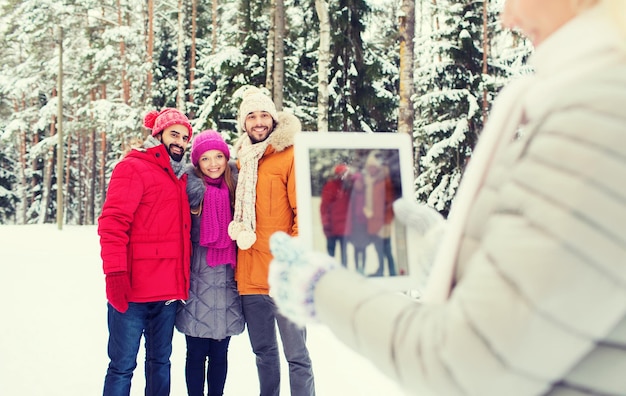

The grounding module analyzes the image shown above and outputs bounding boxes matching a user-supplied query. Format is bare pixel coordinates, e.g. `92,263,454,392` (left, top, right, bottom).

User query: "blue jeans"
242,295,315,396
184,335,231,396
103,301,178,396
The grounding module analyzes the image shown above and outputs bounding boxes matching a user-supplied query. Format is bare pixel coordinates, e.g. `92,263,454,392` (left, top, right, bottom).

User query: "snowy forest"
0,0,532,226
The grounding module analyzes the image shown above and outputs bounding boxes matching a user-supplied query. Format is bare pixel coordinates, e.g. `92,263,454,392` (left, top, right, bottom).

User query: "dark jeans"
353,246,367,274
185,335,231,396
372,236,396,276
103,301,178,396
242,295,315,396
326,235,347,266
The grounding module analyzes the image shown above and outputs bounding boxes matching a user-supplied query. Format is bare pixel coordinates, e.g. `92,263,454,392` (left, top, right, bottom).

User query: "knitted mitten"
392,198,444,236
105,272,131,313
268,232,337,327
392,197,446,290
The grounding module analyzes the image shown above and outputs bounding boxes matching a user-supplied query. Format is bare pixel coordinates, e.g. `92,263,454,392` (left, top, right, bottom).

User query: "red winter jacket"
98,144,191,303
320,178,351,236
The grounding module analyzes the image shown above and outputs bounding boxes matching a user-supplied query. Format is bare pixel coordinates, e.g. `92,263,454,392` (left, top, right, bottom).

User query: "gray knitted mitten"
269,231,337,327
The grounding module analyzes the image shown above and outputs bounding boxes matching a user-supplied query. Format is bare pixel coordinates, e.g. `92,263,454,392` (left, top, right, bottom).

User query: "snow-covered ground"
0,224,407,395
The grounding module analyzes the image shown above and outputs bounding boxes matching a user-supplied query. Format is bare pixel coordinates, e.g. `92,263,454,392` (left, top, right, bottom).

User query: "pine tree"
327,0,397,132
191,0,271,135
413,0,516,215
361,2,399,133
0,0,531,225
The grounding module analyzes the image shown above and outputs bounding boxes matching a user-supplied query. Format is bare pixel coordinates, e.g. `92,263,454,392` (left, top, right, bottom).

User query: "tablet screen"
294,132,417,290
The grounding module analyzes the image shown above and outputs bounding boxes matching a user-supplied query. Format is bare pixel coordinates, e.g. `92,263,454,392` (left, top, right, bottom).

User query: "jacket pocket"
132,241,179,259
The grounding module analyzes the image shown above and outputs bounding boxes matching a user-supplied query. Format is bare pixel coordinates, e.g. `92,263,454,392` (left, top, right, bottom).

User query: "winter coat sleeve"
98,159,145,274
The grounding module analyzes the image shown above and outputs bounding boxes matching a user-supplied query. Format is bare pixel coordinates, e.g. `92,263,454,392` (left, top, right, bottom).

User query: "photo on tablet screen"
294,132,417,290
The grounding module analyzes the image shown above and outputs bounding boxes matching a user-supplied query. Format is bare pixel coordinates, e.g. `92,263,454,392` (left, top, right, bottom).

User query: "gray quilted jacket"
176,164,245,339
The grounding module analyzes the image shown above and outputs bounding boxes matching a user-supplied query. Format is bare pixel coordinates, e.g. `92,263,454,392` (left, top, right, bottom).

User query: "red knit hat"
143,108,193,139
334,164,349,175
191,130,230,166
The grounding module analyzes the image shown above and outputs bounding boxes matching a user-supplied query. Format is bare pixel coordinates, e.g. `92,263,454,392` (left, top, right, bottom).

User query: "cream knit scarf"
363,167,385,220
228,136,269,249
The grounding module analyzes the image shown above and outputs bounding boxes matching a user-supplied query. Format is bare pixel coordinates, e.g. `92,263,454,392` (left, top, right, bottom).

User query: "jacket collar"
127,143,186,179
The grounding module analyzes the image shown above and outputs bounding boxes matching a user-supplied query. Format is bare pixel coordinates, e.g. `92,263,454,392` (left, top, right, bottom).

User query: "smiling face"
159,124,190,162
501,0,591,46
197,149,228,179
244,111,275,144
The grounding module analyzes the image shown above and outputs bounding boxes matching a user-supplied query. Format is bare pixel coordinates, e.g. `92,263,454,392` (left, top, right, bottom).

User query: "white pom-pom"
236,230,257,250
228,221,244,240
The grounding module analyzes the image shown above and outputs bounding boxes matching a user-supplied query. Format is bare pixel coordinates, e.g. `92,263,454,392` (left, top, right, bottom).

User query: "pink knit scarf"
200,175,236,267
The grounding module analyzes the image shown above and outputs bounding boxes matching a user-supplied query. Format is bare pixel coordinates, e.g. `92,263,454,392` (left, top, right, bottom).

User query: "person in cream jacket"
268,0,626,395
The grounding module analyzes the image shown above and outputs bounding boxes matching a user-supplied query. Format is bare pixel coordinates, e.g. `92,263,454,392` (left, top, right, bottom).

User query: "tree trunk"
99,84,108,216
146,0,154,95
211,0,218,54
176,0,186,110
77,132,85,225
30,109,39,212
117,0,130,104
315,0,330,132
188,0,197,113
87,87,98,224
66,129,74,222
432,0,441,62
57,28,64,228
265,0,276,92
481,0,489,124
398,0,415,136
272,0,284,110
414,0,431,174
38,151,54,224
39,95,57,224
16,99,27,224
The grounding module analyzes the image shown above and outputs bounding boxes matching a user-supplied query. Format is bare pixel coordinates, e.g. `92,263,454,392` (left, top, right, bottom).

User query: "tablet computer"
294,132,417,290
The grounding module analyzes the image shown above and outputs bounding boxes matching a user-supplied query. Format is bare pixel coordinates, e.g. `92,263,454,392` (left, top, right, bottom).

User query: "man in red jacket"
319,164,352,266
98,108,192,396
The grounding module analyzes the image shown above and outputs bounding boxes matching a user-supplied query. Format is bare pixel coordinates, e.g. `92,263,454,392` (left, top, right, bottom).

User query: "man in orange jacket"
228,87,315,396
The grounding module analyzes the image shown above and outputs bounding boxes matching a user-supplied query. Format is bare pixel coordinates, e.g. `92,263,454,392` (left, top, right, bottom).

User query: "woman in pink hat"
175,130,244,396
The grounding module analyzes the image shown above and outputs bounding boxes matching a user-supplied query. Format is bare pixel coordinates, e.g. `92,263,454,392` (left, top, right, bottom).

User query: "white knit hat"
237,87,279,133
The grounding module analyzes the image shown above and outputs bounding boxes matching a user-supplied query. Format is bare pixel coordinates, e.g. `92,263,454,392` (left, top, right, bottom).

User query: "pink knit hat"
191,130,230,166
143,108,193,139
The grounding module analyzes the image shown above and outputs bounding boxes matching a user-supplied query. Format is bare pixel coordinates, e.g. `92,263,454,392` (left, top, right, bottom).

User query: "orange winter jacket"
234,112,301,295
365,174,395,236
